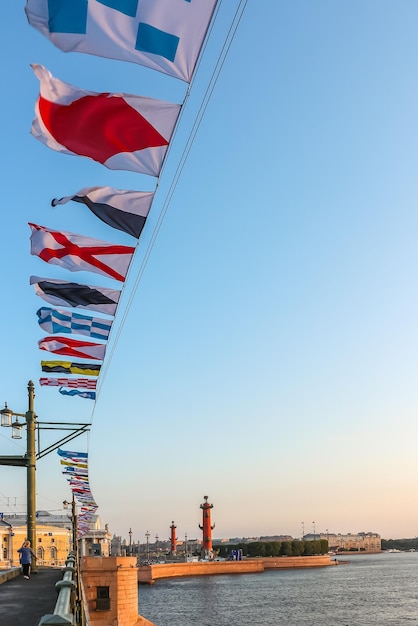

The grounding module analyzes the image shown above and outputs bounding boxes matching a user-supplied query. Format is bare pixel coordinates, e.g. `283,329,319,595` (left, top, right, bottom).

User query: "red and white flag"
40,378,97,389
31,64,181,176
29,223,135,282
38,336,106,360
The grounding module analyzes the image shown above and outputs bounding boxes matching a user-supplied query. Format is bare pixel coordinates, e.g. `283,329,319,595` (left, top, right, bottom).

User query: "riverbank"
138,554,336,584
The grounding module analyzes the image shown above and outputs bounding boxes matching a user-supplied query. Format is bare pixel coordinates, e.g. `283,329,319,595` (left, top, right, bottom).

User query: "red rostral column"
199,495,215,560
170,521,177,556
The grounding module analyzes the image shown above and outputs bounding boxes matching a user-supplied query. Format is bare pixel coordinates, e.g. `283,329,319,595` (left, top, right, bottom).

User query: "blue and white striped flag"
58,449,88,460
37,307,112,341
59,388,96,400
25,0,218,83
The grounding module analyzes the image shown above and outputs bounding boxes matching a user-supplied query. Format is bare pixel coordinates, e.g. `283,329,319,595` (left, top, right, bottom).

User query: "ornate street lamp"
0,403,12,427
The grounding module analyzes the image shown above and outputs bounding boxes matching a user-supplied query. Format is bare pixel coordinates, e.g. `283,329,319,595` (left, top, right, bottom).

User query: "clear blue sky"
1,1,418,543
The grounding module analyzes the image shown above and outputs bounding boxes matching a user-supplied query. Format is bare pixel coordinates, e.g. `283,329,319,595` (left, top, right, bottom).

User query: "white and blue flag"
25,0,218,82
37,307,112,341
59,388,96,400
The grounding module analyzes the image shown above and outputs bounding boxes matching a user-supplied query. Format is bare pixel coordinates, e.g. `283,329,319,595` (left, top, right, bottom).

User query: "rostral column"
199,495,215,560
170,521,177,556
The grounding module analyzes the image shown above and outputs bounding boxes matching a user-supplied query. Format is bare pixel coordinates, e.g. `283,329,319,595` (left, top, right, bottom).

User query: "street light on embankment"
0,380,90,569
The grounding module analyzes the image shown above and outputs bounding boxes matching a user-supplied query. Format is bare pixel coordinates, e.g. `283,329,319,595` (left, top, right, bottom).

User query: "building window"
51,538,55,543
37,547,44,562
3,548,7,560
96,586,110,611
38,538,42,543
50,547,57,560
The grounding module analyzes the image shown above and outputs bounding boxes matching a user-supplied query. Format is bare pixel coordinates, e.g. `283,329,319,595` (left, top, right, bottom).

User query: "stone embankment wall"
260,555,335,569
138,560,264,584
82,556,155,626
138,555,335,584
0,567,20,585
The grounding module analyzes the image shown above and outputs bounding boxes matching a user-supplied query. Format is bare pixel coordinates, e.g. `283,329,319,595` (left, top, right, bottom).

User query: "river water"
137,552,418,625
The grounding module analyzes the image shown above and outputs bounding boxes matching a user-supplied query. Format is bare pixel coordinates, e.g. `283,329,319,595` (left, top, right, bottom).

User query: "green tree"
320,539,329,554
280,541,292,556
246,542,265,557
265,541,281,556
291,540,304,556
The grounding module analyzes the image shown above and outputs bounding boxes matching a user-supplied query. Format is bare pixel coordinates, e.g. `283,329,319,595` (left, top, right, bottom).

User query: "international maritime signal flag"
30,65,180,176
25,0,218,83
38,336,106,361
41,361,102,376
31,276,121,316
37,307,112,340
29,223,135,283
40,378,97,389
59,389,96,400
52,186,154,239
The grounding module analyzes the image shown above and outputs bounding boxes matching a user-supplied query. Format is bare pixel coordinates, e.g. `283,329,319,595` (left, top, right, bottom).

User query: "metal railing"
38,551,87,626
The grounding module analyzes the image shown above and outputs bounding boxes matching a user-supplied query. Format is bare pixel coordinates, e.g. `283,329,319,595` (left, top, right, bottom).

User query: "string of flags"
24,0,220,531
58,449,98,537
26,2,218,399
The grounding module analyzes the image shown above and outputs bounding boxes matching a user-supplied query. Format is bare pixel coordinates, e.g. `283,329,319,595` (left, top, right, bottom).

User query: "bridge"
0,553,155,626
0,566,74,626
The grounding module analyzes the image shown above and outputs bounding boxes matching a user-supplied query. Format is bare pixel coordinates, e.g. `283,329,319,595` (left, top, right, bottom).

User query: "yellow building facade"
0,521,71,568
326,531,381,552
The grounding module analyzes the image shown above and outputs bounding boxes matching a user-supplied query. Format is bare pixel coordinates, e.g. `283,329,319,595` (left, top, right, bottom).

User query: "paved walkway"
0,567,63,626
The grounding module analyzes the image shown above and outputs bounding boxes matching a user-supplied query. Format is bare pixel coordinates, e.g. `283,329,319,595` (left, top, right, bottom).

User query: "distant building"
111,535,123,556
0,510,112,567
170,538,202,556
303,531,381,552
0,518,71,568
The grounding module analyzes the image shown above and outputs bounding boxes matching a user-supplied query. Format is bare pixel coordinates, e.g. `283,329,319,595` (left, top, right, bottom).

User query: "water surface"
138,552,418,625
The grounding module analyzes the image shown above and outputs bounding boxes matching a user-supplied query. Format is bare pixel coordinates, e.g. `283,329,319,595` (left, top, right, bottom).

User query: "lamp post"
0,381,37,558
145,530,150,563
312,521,316,541
63,495,83,626
0,380,90,571
129,528,132,556
301,521,305,540
63,495,78,556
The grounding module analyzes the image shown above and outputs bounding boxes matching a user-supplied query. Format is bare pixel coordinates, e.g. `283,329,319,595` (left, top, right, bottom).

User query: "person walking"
17,540,36,579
